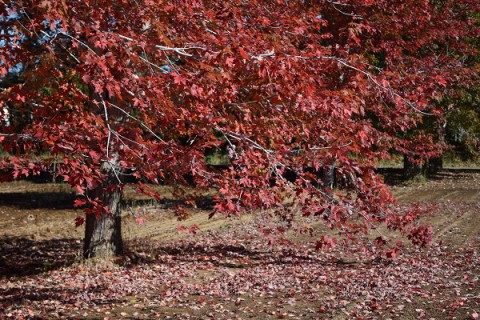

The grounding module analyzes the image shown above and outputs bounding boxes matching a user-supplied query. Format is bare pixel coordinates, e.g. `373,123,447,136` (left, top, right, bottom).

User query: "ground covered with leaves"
0,172,479,319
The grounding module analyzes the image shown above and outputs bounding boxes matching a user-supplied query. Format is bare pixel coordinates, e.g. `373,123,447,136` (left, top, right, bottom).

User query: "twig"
224,131,274,155
323,56,433,115
108,102,167,144
310,141,353,150
287,54,433,116
59,32,99,56
101,99,112,159
327,0,363,18
118,34,205,57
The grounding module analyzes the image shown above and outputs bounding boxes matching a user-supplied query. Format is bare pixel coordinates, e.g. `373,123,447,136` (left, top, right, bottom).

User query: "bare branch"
223,130,274,155
59,32,99,56
117,34,206,57
309,140,353,151
286,54,433,116
327,0,363,18
252,49,275,61
108,102,167,144
0,133,35,140
323,56,433,116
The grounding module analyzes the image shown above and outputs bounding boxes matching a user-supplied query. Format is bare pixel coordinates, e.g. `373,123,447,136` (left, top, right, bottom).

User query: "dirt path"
391,172,480,247
392,171,480,202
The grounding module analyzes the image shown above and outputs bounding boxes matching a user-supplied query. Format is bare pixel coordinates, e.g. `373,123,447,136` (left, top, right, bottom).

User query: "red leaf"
226,57,235,67
172,73,187,85
75,216,85,227
385,248,399,259
238,47,249,60
74,199,87,207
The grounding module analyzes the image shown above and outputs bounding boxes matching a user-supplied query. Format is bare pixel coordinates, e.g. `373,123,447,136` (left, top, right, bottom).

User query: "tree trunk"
320,165,336,190
427,122,445,176
83,157,124,259
403,155,425,180
83,83,125,259
427,156,443,175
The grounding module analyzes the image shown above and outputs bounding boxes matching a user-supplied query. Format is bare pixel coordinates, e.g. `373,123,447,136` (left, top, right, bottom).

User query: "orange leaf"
238,47,249,60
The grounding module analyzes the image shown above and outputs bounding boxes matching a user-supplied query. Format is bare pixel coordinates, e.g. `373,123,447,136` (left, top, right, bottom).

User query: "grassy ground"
0,171,479,319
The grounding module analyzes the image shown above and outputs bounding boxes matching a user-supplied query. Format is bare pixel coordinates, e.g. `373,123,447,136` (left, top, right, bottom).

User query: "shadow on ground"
378,168,480,186
0,190,215,210
0,237,81,278
0,192,77,209
124,239,357,270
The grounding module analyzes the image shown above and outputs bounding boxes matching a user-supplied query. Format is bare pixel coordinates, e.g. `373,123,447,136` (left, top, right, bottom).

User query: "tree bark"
403,154,425,180
83,82,125,259
427,156,443,175
83,157,124,259
427,122,446,175
320,165,336,190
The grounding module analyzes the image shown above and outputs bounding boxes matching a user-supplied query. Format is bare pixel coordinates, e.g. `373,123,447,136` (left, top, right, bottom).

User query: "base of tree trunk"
83,187,123,259
403,155,426,181
320,165,336,189
84,213,123,259
427,156,444,175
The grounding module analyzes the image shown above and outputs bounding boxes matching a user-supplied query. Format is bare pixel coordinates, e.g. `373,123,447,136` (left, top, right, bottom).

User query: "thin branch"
287,54,433,116
113,131,146,149
309,140,353,151
141,47,155,74
327,0,363,18
58,42,81,64
155,45,203,57
163,51,181,74
59,32,99,56
108,102,167,144
18,9,41,39
252,49,275,61
99,99,123,184
118,34,205,57
137,55,161,70
222,132,239,160
0,133,35,140
101,99,112,159
323,56,433,116
224,131,274,155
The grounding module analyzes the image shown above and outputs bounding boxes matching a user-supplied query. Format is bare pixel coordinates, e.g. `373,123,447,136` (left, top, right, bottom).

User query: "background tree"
443,12,480,166
444,87,480,160
1,0,478,258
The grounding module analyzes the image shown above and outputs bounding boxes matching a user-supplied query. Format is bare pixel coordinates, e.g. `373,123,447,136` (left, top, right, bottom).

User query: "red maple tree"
1,0,478,258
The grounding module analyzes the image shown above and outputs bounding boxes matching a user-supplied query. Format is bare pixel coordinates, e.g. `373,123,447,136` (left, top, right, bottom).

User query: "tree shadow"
125,196,215,210
0,237,81,278
0,190,215,210
125,240,357,270
0,192,77,209
378,167,480,186
377,168,407,186
0,284,118,316
124,240,261,266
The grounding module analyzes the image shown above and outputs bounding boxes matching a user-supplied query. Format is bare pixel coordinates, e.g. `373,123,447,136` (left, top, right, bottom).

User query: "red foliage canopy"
0,0,478,246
